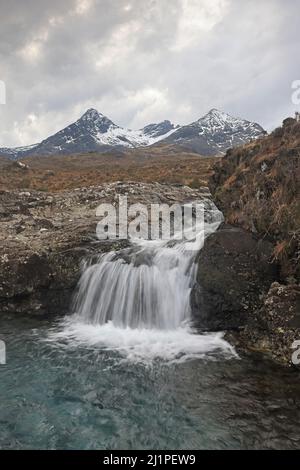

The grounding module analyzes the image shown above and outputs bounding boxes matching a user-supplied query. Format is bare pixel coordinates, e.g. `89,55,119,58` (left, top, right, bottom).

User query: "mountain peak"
208,108,222,114
163,108,266,155
81,108,104,121
202,108,233,122
78,108,117,135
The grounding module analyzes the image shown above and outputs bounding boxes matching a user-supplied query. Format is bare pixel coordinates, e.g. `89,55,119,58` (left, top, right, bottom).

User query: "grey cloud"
0,0,299,146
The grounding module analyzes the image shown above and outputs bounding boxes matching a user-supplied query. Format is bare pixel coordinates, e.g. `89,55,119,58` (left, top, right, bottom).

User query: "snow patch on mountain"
163,108,266,154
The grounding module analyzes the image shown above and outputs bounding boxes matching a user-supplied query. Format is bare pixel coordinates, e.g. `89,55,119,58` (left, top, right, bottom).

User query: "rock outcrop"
191,224,277,330
234,282,300,364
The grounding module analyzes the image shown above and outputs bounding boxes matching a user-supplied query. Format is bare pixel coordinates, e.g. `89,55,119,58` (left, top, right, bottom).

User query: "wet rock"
233,283,300,365
191,224,277,330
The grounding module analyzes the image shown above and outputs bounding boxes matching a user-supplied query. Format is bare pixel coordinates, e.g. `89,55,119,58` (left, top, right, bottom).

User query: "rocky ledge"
0,182,207,316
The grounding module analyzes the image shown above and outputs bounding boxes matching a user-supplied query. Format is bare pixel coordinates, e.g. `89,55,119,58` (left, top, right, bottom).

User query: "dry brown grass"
0,146,219,192
210,118,300,279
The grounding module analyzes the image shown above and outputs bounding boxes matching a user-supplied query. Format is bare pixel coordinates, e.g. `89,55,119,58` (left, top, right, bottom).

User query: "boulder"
191,224,277,330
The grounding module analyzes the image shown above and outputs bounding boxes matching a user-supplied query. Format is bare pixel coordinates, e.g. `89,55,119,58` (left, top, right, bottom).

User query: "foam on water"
47,320,237,364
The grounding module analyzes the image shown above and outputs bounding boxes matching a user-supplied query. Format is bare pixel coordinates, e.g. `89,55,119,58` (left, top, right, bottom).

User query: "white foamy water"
48,201,237,363
47,320,237,364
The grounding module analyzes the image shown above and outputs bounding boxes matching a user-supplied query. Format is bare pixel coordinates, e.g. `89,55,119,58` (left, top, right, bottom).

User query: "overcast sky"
0,0,299,147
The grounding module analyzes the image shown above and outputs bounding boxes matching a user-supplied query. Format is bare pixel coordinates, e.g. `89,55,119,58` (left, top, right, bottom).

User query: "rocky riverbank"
192,117,300,365
0,182,207,316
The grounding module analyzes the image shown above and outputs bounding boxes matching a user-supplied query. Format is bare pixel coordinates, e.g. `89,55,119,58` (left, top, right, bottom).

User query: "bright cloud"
173,0,229,51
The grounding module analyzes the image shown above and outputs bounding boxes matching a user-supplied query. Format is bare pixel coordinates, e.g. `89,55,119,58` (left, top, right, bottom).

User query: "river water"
0,313,300,450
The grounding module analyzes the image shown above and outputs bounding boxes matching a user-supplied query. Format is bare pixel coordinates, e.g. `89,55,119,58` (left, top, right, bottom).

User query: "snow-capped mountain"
0,108,265,159
0,109,178,159
161,108,266,155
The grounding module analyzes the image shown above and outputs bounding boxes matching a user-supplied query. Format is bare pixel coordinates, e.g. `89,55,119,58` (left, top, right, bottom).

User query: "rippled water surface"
1,314,300,450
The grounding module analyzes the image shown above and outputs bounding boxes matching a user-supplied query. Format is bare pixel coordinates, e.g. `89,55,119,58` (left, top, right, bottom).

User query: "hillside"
210,116,300,280
204,116,300,364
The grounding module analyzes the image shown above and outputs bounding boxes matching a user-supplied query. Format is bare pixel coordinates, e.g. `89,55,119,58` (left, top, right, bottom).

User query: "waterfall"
48,200,236,363
72,201,223,330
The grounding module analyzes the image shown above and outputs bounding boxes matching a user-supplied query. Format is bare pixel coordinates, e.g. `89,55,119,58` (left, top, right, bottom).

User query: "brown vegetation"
210,117,300,280
0,145,218,192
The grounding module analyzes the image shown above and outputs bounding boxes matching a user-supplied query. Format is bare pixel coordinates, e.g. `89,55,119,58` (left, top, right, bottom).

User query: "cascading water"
72,200,221,329
49,200,236,362
72,247,192,330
